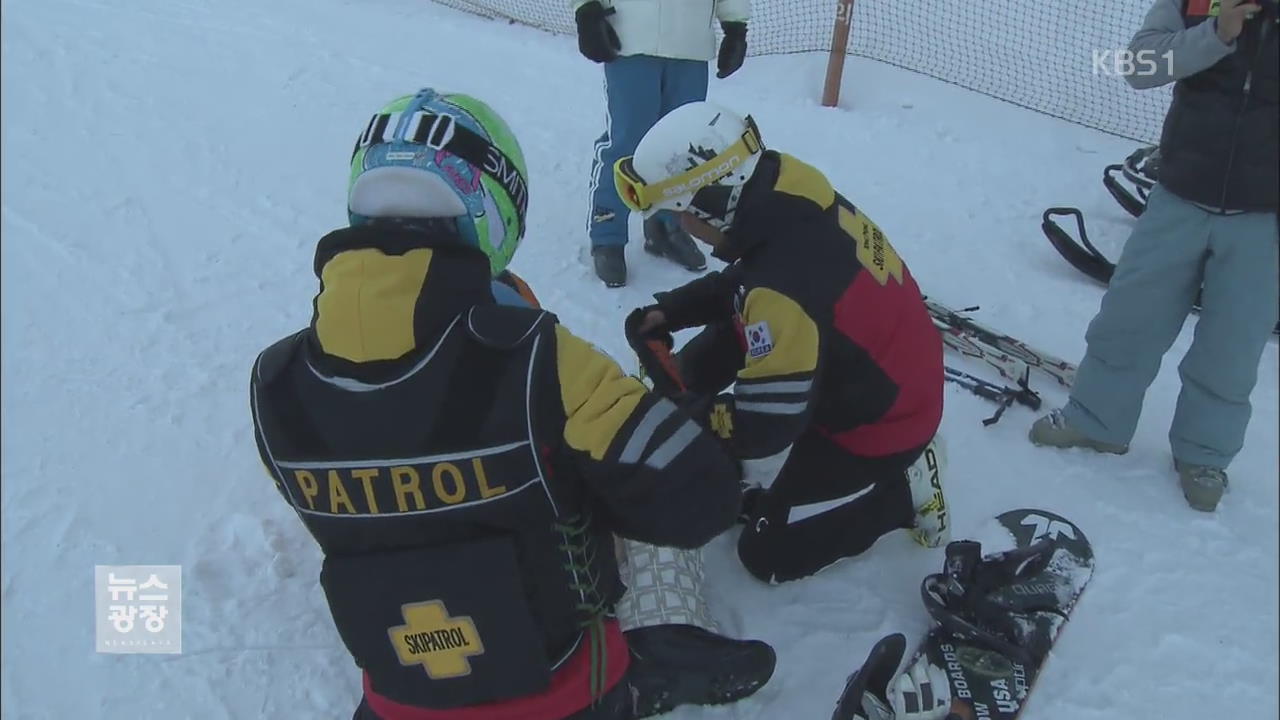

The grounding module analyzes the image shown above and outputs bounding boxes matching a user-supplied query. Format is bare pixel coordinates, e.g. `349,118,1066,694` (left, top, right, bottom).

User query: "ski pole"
944,366,1042,426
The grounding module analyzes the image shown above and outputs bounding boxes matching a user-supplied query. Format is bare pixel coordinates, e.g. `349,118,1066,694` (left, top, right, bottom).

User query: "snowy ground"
2,0,1276,718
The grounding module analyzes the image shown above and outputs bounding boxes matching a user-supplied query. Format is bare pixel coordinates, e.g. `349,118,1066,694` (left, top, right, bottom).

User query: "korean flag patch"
745,321,774,359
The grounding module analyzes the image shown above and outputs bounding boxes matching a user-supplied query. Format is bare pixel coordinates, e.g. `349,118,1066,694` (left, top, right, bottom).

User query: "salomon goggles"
613,116,763,216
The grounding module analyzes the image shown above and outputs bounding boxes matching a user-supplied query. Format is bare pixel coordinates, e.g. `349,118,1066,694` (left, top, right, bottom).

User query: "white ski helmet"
614,101,764,231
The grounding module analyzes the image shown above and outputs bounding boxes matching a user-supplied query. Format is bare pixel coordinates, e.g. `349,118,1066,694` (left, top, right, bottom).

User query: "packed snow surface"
2,0,1276,717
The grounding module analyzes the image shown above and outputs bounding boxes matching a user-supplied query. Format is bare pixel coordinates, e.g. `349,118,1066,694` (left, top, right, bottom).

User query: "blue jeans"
587,55,709,248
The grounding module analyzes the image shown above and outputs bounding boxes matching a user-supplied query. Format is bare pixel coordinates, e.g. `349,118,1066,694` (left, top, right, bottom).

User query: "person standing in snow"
572,0,749,287
248,88,775,720
1029,0,1278,512
616,100,951,584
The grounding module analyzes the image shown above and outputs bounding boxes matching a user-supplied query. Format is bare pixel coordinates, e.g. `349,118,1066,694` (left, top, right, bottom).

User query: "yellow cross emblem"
710,402,734,440
388,600,484,679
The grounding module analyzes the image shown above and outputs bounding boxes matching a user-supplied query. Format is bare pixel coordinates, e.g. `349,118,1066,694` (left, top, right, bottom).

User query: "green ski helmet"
348,88,529,276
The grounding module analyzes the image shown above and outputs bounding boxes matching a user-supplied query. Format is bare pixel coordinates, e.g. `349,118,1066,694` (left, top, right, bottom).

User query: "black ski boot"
831,633,951,720
831,633,905,720
592,245,626,287
643,217,706,272
624,624,776,718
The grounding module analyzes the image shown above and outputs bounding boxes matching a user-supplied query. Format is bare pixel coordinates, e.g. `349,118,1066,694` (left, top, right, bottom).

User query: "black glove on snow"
575,1,620,63
717,22,747,78
624,307,686,398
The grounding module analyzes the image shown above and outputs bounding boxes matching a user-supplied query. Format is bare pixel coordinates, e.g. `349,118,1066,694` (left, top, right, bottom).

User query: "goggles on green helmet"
350,104,528,237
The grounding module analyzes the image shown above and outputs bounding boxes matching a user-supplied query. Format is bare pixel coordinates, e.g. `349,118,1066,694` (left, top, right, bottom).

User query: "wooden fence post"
821,0,856,107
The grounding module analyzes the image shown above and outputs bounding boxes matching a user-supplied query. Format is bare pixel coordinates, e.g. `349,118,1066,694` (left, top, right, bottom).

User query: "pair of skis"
928,299,1077,425
927,300,1076,391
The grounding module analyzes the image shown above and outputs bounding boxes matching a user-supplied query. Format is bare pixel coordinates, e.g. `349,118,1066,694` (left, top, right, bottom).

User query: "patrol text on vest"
274,442,537,516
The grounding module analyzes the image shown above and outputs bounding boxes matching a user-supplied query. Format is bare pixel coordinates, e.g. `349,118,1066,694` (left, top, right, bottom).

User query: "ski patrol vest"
1159,2,1278,211
251,304,621,709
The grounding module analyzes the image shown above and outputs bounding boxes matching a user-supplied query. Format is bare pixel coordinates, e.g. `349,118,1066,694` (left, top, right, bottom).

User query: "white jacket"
571,0,749,62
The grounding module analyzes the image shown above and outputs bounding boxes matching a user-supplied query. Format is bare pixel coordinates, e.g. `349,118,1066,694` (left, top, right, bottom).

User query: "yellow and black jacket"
249,223,741,717
656,152,944,468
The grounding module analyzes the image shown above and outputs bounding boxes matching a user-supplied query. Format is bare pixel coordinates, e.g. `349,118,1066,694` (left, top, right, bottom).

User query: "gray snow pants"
1063,184,1278,469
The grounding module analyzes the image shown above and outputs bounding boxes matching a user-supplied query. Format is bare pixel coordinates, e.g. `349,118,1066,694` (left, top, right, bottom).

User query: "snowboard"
834,508,1094,720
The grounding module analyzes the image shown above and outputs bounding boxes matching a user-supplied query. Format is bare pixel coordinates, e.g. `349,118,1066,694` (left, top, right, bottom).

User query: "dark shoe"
643,217,706,271
834,633,952,720
592,245,626,287
624,624,775,718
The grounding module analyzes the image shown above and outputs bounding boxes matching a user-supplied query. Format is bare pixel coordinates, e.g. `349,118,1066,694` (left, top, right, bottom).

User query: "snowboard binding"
832,633,951,720
920,539,1064,668
1102,145,1159,218
1041,143,1159,286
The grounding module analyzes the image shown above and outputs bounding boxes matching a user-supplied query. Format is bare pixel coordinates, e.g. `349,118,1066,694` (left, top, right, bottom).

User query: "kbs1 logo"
1092,49,1174,76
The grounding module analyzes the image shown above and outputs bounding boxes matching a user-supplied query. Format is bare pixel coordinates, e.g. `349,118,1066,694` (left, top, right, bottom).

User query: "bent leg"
737,431,916,584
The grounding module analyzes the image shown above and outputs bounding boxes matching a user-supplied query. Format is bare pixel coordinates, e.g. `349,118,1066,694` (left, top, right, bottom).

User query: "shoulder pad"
253,331,305,386
464,304,556,350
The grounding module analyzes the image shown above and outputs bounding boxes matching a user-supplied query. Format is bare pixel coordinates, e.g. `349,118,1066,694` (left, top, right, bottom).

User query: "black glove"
575,1,620,64
624,307,685,397
716,22,747,79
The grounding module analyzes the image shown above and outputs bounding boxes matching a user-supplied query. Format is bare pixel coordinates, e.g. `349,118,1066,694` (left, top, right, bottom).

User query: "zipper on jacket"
1216,19,1270,211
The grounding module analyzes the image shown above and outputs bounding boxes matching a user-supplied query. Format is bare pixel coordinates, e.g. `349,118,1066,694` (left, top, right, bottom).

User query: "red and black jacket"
655,151,944,464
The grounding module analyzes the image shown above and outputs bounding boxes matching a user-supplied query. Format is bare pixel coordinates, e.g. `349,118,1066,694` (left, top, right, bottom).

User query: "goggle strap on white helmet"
614,115,764,214
352,111,528,234
689,183,746,231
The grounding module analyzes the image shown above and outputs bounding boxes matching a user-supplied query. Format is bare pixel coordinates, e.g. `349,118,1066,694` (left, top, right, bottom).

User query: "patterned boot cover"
614,539,719,633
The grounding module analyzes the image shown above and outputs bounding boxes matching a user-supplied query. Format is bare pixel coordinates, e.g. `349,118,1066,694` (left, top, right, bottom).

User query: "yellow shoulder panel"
772,154,836,210
554,325,646,460
738,287,820,381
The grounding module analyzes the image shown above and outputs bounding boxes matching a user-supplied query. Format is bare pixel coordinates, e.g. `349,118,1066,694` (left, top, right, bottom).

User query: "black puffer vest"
1158,6,1278,211
250,227,621,710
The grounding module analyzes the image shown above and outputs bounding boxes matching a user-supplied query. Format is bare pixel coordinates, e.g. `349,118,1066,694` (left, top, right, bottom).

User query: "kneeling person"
249,88,773,720
617,101,950,584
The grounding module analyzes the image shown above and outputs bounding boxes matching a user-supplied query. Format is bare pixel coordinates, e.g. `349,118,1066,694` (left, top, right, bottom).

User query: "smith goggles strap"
352,111,528,232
